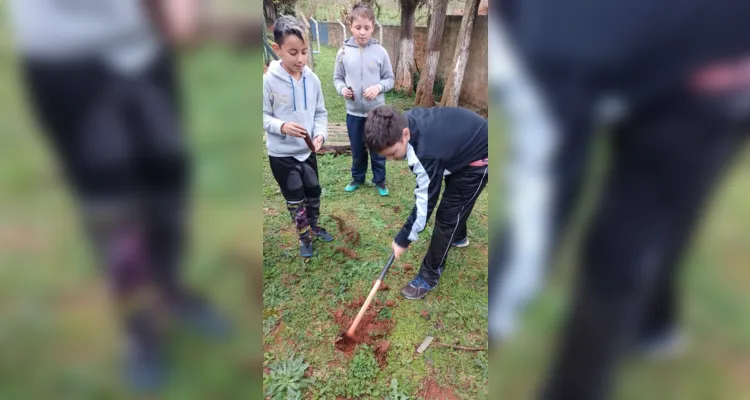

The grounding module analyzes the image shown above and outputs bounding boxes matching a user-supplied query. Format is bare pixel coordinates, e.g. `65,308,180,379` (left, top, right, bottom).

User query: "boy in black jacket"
364,105,489,299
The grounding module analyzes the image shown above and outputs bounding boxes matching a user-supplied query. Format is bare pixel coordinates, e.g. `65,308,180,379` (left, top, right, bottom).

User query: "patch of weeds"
345,345,381,399
263,352,274,368
263,315,279,336
334,263,358,288
313,368,347,400
263,353,313,400
474,351,488,381
378,306,393,321
334,261,378,295
385,378,410,400
264,282,290,309
370,215,387,230
445,300,481,332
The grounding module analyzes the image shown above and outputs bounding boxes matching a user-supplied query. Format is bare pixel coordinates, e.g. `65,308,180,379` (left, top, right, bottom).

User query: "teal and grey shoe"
345,180,361,192
375,182,389,196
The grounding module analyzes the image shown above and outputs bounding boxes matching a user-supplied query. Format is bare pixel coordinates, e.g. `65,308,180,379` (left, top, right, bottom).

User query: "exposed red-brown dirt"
374,340,391,366
420,379,460,400
385,300,395,307
378,282,390,291
331,215,361,246
334,247,358,260
333,297,394,364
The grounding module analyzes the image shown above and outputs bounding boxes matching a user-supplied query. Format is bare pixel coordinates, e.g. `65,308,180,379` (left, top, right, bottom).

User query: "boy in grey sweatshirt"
334,3,395,196
263,16,334,257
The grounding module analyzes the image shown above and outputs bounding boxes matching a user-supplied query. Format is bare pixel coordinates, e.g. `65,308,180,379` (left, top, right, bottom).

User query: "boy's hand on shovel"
391,241,407,260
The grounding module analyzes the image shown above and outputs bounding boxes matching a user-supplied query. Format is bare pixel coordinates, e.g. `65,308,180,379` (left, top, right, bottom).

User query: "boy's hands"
281,122,307,138
341,87,354,99
391,241,407,260
364,85,382,100
313,136,324,151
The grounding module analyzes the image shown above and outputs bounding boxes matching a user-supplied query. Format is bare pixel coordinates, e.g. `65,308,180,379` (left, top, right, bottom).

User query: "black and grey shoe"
311,226,334,242
299,237,314,257
124,333,166,394
400,275,436,300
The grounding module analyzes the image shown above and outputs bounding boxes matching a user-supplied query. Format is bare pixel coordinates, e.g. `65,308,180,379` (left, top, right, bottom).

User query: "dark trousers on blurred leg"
22,52,190,344
539,89,747,400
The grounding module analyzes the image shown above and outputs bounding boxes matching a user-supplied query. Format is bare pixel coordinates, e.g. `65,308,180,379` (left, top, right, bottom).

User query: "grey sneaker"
633,328,687,360
311,226,334,242
400,275,436,300
452,237,470,248
299,236,313,257
125,338,165,394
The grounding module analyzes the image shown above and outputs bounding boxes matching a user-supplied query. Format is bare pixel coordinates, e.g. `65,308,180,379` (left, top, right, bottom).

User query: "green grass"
263,40,488,399
0,36,262,400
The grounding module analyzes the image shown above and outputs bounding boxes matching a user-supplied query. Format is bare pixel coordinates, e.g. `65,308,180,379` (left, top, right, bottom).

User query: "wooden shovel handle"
347,279,381,337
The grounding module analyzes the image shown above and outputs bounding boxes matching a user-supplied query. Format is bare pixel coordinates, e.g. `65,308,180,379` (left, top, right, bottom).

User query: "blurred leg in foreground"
11,0,226,393
487,15,558,343
539,62,750,399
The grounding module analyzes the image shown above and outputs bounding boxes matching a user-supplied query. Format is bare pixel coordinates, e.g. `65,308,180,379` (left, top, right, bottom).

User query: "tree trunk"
295,8,315,69
263,0,277,24
414,0,448,106
440,0,480,107
395,0,418,95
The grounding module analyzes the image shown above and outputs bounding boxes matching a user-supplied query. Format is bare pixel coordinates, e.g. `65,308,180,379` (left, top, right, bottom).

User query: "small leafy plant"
345,345,380,398
264,353,312,400
385,378,410,400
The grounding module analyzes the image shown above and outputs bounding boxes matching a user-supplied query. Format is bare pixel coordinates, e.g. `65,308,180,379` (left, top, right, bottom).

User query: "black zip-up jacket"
394,107,488,248
497,0,750,106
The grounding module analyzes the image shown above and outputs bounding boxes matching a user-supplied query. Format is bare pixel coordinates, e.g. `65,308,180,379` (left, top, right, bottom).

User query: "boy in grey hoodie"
334,3,395,196
264,16,334,257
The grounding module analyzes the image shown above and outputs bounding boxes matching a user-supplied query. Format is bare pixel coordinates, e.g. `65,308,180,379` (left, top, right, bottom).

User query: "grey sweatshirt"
333,37,395,117
7,0,160,74
263,60,328,161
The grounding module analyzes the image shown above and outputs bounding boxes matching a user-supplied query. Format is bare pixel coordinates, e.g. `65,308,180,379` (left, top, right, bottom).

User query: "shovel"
336,251,396,344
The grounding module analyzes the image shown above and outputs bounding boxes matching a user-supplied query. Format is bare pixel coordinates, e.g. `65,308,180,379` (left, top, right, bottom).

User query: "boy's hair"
365,106,408,152
273,15,306,46
349,3,376,24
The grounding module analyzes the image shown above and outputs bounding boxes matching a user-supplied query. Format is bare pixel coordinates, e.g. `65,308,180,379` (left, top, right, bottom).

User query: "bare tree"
263,0,277,24
294,2,317,69
440,0,479,106
394,0,424,95
414,0,448,106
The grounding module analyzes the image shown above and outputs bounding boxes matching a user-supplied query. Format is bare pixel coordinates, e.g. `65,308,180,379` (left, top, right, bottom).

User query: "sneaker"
125,339,166,394
345,180,361,192
632,328,687,360
174,294,231,340
400,275,436,300
375,182,389,196
452,237,470,248
311,226,334,242
299,237,313,257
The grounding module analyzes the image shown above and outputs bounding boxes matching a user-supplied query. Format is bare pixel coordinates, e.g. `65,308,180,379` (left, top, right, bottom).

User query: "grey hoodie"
7,0,161,74
263,60,328,160
334,37,395,117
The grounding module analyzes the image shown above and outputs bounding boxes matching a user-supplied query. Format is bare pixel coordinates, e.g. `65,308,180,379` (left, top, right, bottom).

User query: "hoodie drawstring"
287,74,308,111
288,76,297,112
303,76,308,110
